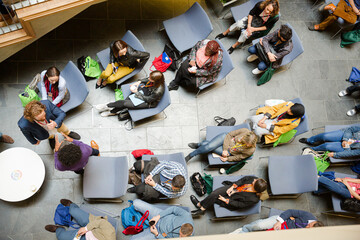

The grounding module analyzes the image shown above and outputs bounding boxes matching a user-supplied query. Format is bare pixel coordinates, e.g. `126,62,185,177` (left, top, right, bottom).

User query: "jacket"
256,102,301,144
40,70,67,107
261,29,293,69
109,43,150,69
278,209,317,229
86,214,116,240
334,125,360,158
134,78,165,107
189,39,223,87
220,176,260,210
222,128,256,162
18,100,66,144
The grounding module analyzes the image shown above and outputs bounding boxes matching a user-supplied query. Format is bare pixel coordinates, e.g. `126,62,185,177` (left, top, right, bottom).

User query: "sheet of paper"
129,90,145,106
212,153,221,158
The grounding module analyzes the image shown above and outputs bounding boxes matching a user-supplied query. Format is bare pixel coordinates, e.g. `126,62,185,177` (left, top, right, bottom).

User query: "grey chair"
231,0,263,23
37,61,89,113
121,82,171,122
212,175,261,220
96,30,148,87
205,122,253,169
268,208,284,217
197,39,234,97
268,155,318,197
163,2,213,54
83,156,128,202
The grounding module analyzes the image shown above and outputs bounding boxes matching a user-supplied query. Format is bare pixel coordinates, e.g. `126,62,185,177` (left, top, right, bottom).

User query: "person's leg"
189,132,227,157
69,203,90,227
171,60,193,86
257,62,268,71
99,64,113,79
200,186,228,209
55,228,79,240
346,84,360,95
307,130,344,144
240,215,279,233
57,123,71,135
248,45,257,55
317,15,338,30
317,176,352,198
133,199,163,219
311,142,344,152
107,66,135,84
355,104,360,113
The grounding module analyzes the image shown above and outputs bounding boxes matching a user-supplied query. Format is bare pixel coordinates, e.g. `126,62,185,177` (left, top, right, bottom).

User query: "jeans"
230,215,279,233
248,45,268,71
308,130,345,152
314,176,351,198
56,203,88,240
189,132,226,157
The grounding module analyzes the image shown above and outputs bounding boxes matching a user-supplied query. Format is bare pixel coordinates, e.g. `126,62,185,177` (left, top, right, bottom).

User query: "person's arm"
153,183,182,198
227,195,258,209
261,31,277,54
51,76,66,106
159,206,188,218
47,101,66,128
341,179,360,200
195,52,223,78
273,41,293,61
189,40,203,62
342,126,360,141
227,150,253,162
130,48,150,63
348,0,360,15
279,209,316,222
109,42,116,63
149,160,166,176
334,149,360,158
270,119,300,135
40,71,47,100
135,86,163,103
20,128,39,145
233,176,256,186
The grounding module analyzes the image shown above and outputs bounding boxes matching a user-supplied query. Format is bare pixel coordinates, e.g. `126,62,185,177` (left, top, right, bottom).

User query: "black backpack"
340,198,360,212
190,172,207,196
163,44,180,71
214,116,236,126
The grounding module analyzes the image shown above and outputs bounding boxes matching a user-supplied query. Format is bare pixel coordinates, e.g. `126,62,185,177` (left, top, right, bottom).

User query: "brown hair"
23,101,46,122
112,40,128,57
241,131,258,147
172,175,186,189
205,40,222,68
180,223,193,237
313,221,325,228
45,66,60,78
254,178,267,193
260,0,280,17
149,70,165,88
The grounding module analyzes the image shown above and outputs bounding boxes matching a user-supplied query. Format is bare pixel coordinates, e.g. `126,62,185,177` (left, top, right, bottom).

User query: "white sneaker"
252,68,264,75
94,104,111,112
346,109,357,117
100,111,117,117
247,54,258,62
338,90,348,97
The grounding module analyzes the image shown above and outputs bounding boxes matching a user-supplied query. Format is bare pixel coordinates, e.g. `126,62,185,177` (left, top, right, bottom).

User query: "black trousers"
133,161,162,198
107,96,150,113
200,185,229,209
173,60,197,88
346,84,360,111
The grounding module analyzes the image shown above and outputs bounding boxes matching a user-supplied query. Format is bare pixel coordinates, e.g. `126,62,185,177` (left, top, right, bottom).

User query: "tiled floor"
1,0,360,239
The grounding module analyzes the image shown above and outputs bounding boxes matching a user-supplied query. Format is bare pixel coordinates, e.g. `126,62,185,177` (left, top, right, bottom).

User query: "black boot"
49,138,55,149
228,46,235,54
188,143,199,149
190,195,200,208
215,33,226,39
168,81,179,91
68,131,81,140
191,209,205,216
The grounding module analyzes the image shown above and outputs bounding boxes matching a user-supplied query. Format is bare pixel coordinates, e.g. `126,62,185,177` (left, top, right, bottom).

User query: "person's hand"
149,215,161,226
145,175,153,182
145,177,156,187
257,122,266,128
342,140,350,148
267,52,277,62
188,67,196,74
150,225,159,236
222,150,229,157
226,186,235,196
218,195,229,203
259,38,263,46
189,60,196,67
34,140,40,145
273,221,282,230
355,8,360,16
220,157,228,162
327,152,334,157
61,133,73,142
47,120,57,130
335,178,343,182
247,26,255,35
54,135,63,152
77,227,87,236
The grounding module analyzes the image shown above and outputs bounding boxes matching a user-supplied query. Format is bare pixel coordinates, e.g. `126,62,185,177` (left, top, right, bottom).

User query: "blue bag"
121,200,149,229
347,67,360,84
54,204,79,228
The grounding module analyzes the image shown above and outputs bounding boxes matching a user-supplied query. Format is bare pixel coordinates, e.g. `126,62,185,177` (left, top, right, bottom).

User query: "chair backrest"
184,2,213,39
199,39,234,90
122,30,146,52
79,205,118,232
231,0,263,22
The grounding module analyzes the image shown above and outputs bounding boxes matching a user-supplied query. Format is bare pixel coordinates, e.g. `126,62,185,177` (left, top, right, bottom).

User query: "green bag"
114,89,124,101
257,63,276,86
273,129,297,147
225,159,247,174
314,151,330,173
18,86,41,107
340,29,360,48
84,56,101,78
203,173,213,194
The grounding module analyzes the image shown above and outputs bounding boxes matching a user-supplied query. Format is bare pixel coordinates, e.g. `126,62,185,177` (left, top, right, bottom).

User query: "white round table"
0,147,45,202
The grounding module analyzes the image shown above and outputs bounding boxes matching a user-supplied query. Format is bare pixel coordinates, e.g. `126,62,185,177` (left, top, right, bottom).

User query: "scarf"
44,76,62,107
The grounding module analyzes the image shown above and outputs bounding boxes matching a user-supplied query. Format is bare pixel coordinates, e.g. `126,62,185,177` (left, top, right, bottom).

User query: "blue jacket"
278,209,317,229
18,100,66,144
157,206,193,239
335,126,360,158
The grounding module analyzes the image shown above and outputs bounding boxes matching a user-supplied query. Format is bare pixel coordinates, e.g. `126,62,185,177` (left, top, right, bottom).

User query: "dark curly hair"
58,144,82,167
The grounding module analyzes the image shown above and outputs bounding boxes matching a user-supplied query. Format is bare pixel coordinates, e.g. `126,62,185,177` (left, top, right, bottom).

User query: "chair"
162,2,213,54
196,39,234,97
325,0,360,39
268,155,318,197
268,208,284,217
96,30,148,86
121,82,171,123
205,122,253,169
252,23,304,69
37,61,89,113
212,175,261,220
83,156,128,202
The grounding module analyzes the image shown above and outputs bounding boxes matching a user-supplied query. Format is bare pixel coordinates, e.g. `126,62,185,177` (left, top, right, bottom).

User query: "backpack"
122,210,149,235
340,198,360,212
346,67,360,84
54,204,79,228
163,44,180,71
214,116,236,126
131,149,154,160
150,52,172,72
121,200,149,229
190,172,207,196
77,56,101,81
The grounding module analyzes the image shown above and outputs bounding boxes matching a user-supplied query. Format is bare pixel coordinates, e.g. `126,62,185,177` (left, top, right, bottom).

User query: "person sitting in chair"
216,0,280,54
249,101,305,145
185,128,257,163
190,176,267,216
168,39,223,91
247,24,293,75
339,84,360,116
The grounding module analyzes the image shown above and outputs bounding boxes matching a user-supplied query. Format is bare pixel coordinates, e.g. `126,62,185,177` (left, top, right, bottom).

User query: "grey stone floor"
1,0,360,239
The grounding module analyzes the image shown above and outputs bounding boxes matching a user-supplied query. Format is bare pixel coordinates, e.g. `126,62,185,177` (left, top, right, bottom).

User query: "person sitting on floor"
54,133,100,174
95,70,165,117
168,39,223,91
45,199,115,240
185,128,257,162
190,176,267,216
96,39,150,88
230,209,324,233
247,24,293,75
308,0,360,32
0,132,14,144
132,199,194,239
216,0,280,54
249,101,305,145
127,158,188,201
39,66,69,108
339,84,360,116
18,100,80,149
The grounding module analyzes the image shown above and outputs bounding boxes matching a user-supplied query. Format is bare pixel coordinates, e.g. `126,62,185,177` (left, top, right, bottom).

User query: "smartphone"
149,220,155,226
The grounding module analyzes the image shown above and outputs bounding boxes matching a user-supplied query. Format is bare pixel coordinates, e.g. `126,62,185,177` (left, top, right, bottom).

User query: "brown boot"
60,199,72,207
0,135,14,144
45,225,64,233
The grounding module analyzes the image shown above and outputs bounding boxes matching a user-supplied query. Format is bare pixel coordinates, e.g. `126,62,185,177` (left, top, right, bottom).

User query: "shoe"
49,138,55,149
308,25,321,31
45,225,65,233
60,199,72,207
0,134,14,144
168,81,179,91
191,209,205,217
247,54,258,62
94,103,112,112
215,33,226,39
338,90,349,97
190,195,200,208
101,111,117,117
96,79,103,89
185,154,192,163
188,143,199,149
299,138,309,144
68,131,81,140
227,47,234,54
347,109,358,117
252,68,264,75
127,187,136,193
90,140,99,150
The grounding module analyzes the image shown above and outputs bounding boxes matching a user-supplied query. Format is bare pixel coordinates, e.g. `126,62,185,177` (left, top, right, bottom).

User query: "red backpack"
131,149,154,160
150,52,172,72
122,210,149,235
